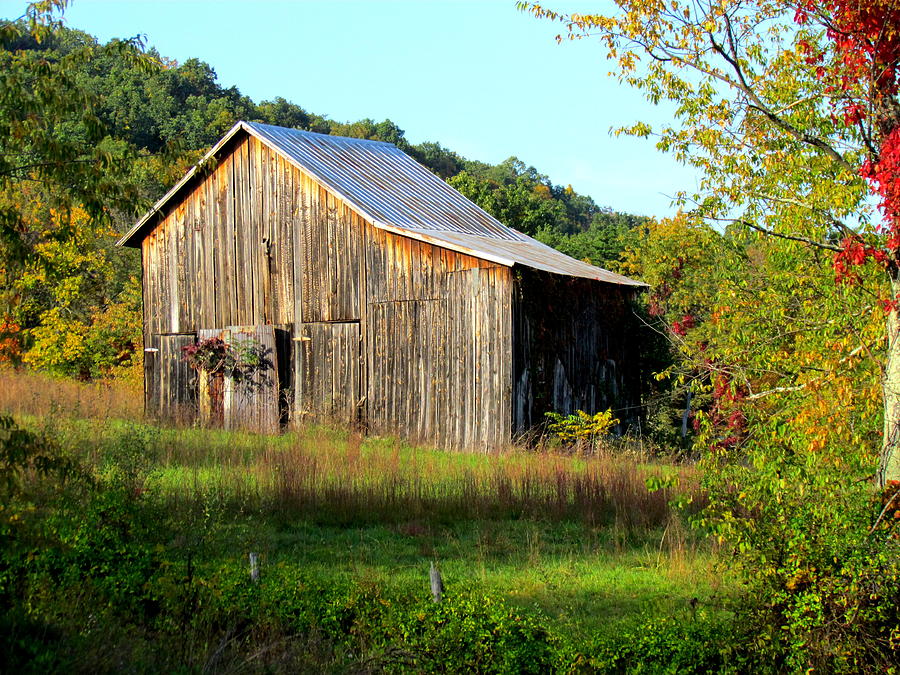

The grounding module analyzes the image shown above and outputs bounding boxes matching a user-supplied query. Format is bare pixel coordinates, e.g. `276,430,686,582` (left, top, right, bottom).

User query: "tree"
523,0,900,485
523,1,900,666
0,1,151,376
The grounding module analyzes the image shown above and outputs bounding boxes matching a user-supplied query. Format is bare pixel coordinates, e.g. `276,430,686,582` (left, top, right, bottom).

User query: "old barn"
118,121,646,449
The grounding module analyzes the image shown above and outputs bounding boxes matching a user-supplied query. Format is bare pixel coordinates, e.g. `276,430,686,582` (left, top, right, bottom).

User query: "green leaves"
525,0,900,665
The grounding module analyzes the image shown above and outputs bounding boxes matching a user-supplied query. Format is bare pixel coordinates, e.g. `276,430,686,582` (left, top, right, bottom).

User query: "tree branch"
869,486,900,535
745,385,806,400
739,219,843,252
744,192,857,236
710,14,853,172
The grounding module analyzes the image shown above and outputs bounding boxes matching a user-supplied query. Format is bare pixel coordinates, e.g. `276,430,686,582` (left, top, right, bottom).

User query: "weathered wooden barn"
118,121,646,449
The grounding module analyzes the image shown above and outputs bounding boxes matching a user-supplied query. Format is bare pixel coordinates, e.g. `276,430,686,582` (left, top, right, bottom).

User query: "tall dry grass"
0,367,143,421
1,367,702,534
150,426,702,531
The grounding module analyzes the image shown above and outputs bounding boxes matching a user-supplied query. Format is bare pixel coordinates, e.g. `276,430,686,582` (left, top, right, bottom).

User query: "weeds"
42,420,702,532
0,367,142,422
0,370,723,672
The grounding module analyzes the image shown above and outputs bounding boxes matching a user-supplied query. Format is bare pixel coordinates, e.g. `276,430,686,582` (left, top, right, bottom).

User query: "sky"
6,0,700,219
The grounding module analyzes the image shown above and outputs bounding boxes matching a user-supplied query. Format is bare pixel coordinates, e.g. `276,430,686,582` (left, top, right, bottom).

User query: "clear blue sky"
8,0,699,218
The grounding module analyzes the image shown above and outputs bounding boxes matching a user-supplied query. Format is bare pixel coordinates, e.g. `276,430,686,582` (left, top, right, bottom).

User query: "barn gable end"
123,122,644,449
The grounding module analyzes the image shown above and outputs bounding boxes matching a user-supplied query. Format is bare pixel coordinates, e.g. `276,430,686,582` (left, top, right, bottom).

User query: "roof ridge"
242,120,399,148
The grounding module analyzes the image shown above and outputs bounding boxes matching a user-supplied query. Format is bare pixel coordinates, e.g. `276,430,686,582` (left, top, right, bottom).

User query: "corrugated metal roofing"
119,121,646,287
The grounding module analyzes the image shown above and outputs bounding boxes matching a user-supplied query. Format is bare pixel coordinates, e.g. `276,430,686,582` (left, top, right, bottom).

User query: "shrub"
587,610,737,674
545,409,620,443
697,439,900,672
388,593,558,673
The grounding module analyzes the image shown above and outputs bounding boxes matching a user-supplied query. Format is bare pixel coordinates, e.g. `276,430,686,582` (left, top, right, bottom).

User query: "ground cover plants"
0,368,733,673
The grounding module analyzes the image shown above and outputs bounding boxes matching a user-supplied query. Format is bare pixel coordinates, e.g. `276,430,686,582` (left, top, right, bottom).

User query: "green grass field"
1,369,730,672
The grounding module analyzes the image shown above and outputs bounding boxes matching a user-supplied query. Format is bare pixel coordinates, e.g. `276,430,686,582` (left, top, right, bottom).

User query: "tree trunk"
880,276,900,487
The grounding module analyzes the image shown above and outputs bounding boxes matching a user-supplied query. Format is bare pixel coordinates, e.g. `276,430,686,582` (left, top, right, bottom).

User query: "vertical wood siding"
140,130,519,448
297,322,361,423
144,333,196,423
299,184,361,322
511,270,642,434
363,228,513,450
194,325,281,434
142,136,298,424
142,136,298,336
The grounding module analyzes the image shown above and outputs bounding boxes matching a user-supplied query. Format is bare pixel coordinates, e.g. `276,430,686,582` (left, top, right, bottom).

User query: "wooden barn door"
145,333,197,424
367,300,450,446
196,325,284,434
296,322,361,425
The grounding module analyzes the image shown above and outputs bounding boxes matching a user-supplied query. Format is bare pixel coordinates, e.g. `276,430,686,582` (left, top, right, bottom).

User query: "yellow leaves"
546,409,620,441
618,52,639,72
532,183,552,200
620,121,652,138
23,307,89,370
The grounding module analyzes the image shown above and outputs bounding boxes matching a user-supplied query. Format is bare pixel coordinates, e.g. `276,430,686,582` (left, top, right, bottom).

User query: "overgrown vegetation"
523,0,900,670
8,0,900,670
0,370,726,673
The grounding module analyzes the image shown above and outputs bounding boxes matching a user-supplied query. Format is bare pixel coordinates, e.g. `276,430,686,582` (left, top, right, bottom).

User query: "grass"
1,367,727,671
208,517,715,642
0,367,143,421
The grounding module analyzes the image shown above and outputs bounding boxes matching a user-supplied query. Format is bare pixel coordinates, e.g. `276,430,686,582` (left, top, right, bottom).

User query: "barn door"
196,325,283,433
197,328,227,427
296,321,361,425
145,333,196,424
368,300,449,445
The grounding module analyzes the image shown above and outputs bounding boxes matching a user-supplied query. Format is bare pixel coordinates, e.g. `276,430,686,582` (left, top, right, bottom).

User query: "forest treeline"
0,18,648,380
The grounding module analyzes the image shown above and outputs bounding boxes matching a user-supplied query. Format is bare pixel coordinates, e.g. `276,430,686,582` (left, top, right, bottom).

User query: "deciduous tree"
0,1,150,376
524,0,900,483
524,1,900,665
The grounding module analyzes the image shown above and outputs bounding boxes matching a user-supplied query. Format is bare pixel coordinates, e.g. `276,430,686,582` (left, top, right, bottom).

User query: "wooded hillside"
0,14,647,380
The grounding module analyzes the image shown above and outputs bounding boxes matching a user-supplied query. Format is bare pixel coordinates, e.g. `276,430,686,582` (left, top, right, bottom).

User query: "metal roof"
118,121,646,287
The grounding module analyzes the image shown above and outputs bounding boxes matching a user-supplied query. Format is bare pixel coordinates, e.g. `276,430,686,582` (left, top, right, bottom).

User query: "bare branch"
745,385,806,400
869,487,900,535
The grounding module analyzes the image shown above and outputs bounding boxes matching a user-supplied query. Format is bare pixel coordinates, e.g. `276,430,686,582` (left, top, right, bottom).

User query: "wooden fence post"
250,552,260,583
429,561,443,603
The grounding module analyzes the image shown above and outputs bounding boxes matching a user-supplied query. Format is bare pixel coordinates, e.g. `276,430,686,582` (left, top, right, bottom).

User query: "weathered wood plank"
152,333,195,424
297,321,360,424
240,138,256,324
222,325,279,434
171,203,185,332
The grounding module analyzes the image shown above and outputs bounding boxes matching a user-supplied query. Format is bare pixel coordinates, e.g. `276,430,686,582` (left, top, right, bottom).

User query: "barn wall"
142,135,300,336
363,225,513,449
512,270,642,435
142,135,299,417
141,132,514,449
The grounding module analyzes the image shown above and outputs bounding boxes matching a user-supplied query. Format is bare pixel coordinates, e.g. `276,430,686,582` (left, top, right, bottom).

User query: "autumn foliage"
523,0,900,665
795,1,900,282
